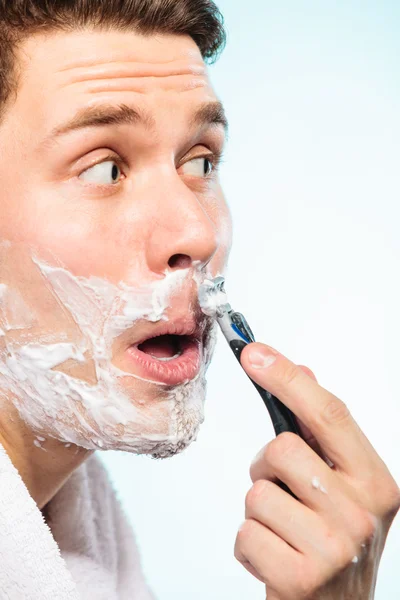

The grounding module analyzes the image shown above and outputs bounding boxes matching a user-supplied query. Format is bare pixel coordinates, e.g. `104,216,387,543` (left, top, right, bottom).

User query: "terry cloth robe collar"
0,444,155,600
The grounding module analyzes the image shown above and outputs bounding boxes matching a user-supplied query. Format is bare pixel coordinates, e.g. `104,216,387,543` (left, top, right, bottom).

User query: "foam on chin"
0,244,217,457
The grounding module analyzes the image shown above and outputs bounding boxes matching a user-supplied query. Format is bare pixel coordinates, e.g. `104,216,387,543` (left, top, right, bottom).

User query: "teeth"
150,352,182,362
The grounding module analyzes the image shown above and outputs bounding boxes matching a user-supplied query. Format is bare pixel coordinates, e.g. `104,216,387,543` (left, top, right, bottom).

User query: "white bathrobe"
0,444,155,599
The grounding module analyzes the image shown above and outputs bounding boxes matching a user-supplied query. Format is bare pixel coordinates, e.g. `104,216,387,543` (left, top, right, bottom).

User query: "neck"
0,401,93,509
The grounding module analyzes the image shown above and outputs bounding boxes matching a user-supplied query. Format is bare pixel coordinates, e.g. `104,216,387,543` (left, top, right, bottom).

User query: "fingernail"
248,346,278,369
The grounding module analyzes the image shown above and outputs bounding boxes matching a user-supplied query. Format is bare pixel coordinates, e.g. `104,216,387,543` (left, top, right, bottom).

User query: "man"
0,1,398,598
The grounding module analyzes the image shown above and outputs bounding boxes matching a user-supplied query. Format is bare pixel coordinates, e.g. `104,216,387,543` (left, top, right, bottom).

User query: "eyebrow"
46,100,228,143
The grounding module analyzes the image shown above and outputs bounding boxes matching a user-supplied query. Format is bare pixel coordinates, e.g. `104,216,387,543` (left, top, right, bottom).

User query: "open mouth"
127,329,203,385
138,333,186,362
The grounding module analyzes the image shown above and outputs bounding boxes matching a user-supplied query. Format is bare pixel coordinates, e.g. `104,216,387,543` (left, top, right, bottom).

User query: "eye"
79,160,122,185
181,157,214,178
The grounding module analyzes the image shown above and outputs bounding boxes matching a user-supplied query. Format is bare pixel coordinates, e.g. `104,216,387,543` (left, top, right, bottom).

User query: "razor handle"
227,313,301,500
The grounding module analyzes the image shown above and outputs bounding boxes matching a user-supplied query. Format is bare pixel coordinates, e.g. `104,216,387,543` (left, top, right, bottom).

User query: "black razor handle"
229,338,301,437
228,313,301,500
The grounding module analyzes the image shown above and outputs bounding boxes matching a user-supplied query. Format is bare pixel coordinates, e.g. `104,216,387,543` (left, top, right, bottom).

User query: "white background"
101,1,400,597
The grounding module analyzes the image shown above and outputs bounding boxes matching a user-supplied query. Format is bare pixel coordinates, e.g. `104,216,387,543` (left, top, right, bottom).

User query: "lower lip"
126,337,202,385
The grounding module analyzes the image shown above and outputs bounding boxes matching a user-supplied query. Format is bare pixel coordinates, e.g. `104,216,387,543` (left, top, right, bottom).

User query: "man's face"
0,30,231,457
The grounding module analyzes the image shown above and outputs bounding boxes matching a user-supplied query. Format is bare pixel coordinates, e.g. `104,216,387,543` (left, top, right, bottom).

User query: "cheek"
0,243,83,343
0,184,93,271
0,185,147,281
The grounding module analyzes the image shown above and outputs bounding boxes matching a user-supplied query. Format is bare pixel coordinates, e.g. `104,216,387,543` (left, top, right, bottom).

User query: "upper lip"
130,313,207,348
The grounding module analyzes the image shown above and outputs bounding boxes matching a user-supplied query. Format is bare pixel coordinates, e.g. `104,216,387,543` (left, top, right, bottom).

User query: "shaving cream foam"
0,244,217,458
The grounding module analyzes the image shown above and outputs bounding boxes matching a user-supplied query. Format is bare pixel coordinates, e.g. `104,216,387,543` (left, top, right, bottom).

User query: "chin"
148,373,207,459
100,322,217,458
0,322,217,456
59,370,208,456
111,362,209,456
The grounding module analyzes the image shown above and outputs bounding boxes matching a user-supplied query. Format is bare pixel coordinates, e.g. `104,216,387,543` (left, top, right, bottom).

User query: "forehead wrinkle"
57,51,203,72
56,59,207,85
80,78,208,96
52,59,210,99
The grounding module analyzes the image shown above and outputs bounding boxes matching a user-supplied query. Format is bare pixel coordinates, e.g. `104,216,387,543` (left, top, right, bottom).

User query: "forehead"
11,29,217,135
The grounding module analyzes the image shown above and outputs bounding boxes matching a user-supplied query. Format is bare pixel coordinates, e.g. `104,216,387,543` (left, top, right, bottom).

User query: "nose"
145,179,220,274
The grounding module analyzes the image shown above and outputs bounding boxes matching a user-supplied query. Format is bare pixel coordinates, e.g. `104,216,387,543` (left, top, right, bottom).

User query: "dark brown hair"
0,0,226,118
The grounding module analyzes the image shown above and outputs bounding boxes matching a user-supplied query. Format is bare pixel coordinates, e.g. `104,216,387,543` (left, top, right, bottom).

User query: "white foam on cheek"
0,284,36,330
5,343,83,382
15,343,85,371
0,252,215,456
108,268,190,337
35,259,189,342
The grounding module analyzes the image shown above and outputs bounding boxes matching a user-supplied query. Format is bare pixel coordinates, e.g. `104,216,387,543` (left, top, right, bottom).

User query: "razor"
201,276,302,498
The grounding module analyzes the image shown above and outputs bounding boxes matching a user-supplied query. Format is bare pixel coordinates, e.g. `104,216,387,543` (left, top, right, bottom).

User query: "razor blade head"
209,276,226,293
198,276,231,318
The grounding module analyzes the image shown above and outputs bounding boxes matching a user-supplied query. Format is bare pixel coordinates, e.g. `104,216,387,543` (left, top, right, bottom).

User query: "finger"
244,478,367,571
245,478,326,555
248,432,377,546
238,559,265,583
298,365,317,382
293,366,327,459
235,517,301,594
241,343,382,479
